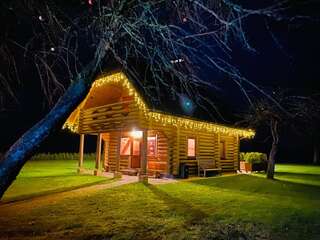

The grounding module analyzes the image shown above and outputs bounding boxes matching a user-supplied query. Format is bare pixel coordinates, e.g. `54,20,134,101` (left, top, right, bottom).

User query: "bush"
240,152,267,164
239,152,246,161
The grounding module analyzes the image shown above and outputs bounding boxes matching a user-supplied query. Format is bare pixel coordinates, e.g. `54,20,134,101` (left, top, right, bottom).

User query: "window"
147,136,157,156
220,140,226,159
187,138,196,157
120,137,131,156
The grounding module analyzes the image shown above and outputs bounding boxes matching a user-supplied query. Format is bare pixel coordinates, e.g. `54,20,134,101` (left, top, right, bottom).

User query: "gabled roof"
63,70,255,138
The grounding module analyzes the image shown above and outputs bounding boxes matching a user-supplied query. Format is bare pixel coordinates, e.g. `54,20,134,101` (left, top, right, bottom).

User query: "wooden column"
78,134,85,173
114,132,122,178
139,129,148,183
104,140,109,171
176,127,180,176
94,133,102,176
236,134,240,171
217,133,221,169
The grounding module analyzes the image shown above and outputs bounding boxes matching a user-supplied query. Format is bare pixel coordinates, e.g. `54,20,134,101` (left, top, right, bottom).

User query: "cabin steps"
121,168,139,176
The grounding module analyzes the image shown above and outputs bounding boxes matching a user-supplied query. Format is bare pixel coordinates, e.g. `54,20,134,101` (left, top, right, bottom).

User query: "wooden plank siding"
79,101,142,134
219,135,238,172
70,73,249,176
80,102,241,176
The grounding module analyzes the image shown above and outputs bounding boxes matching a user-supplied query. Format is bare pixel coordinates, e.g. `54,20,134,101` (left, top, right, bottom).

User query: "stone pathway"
0,174,177,215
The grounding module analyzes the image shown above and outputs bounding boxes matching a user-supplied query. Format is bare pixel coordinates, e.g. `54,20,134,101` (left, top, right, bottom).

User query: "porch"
77,128,170,182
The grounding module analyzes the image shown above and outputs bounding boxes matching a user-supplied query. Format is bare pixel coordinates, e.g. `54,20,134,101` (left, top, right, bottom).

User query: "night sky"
0,1,319,162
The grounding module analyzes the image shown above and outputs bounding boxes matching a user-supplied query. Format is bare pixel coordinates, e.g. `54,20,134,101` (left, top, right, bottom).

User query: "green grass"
274,164,320,186
2,159,109,202
0,164,320,240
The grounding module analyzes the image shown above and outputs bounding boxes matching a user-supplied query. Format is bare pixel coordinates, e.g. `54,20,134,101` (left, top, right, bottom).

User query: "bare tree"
240,91,314,179
0,0,300,198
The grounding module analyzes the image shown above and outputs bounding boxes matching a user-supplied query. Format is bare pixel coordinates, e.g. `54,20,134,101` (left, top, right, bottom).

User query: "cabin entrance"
119,134,142,170
131,139,141,168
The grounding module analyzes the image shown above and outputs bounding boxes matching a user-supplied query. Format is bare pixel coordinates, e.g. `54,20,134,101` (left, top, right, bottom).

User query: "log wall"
78,81,241,176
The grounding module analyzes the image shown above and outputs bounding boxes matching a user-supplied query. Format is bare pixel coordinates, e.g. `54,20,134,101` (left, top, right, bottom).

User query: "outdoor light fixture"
130,129,143,139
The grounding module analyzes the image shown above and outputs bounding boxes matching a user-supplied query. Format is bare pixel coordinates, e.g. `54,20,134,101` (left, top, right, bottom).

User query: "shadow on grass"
1,178,111,204
188,174,320,200
145,183,209,226
275,172,320,179
18,173,80,179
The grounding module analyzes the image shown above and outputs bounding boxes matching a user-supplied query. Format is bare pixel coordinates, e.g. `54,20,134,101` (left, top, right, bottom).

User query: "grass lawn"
0,164,320,239
2,159,110,202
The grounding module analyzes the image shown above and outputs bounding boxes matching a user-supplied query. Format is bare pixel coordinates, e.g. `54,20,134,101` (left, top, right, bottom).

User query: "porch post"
139,129,148,183
78,134,85,173
94,133,102,176
114,132,122,178
217,133,221,169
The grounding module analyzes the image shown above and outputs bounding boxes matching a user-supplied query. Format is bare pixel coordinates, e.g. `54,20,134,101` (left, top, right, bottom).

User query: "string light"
63,72,255,139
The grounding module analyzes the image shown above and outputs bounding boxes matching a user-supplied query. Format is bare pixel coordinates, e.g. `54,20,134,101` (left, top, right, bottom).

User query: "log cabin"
63,71,254,180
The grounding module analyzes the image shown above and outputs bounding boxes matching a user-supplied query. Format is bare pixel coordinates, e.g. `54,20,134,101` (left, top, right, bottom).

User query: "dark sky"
0,1,319,162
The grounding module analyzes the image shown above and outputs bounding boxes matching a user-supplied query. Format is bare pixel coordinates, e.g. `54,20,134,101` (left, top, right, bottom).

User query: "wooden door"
131,139,141,168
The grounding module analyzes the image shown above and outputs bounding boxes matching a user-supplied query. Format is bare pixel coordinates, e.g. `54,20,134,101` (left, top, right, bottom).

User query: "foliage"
0,0,300,111
1,164,320,239
240,152,267,164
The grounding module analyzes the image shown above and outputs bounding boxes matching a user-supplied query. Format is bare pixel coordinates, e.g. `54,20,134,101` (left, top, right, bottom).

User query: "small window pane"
120,137,131,156
220,141,226,159
187,138,196,157
148,136,157,156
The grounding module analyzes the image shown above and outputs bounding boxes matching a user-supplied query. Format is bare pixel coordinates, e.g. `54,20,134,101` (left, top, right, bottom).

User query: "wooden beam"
139,129,148,183
216,133,221,169
78,134,85,173
94,133,102,176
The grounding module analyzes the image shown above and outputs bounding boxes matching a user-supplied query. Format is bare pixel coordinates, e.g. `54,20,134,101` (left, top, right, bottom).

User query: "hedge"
239,152,268,164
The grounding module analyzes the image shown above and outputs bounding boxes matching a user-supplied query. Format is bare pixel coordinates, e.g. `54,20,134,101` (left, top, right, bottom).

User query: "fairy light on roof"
63,72,255,139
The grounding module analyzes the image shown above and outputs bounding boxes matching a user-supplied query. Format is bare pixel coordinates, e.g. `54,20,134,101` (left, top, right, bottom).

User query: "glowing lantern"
130,129,143,139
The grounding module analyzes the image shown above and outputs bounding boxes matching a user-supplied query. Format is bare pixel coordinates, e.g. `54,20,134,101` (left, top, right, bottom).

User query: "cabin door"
131,139,141,168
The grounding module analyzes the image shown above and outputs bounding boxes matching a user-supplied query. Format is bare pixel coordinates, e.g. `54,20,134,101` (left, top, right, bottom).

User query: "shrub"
240,152,267,164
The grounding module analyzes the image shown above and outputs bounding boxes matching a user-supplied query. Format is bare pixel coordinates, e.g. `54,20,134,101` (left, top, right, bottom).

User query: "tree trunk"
0,52,105,199
267,143,278,179
313,143,319,165
266,119,279,179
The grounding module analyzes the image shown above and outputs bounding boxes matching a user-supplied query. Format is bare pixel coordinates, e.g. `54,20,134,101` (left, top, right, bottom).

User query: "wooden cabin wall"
76,79,244,176
176,129,197,175
147,120,241,176
198,132,217,169
147,130,168,173
79,99,143,134
165,128,240,175
219,135,238,171
106,131,121,171
102,133,110,170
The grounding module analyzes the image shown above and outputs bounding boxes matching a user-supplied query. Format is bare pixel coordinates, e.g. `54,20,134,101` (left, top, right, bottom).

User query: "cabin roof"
63,70,255,138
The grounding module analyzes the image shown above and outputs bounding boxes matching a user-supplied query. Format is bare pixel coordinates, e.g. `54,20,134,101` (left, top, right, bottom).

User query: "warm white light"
130,129,142,139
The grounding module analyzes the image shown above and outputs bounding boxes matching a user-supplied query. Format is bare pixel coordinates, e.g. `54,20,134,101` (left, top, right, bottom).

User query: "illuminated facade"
64,71,255,178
